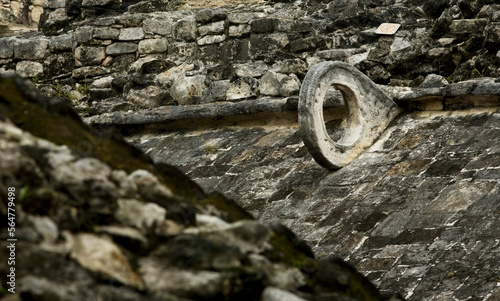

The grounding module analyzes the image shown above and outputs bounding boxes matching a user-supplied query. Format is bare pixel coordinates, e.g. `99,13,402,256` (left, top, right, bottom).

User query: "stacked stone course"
0,0,499,117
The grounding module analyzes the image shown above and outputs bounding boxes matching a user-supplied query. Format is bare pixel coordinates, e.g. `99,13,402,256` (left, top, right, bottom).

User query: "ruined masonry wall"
1,1,500,117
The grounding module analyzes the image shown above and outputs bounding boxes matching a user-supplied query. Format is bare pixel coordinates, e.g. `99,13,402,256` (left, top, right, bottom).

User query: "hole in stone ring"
323,85,346,143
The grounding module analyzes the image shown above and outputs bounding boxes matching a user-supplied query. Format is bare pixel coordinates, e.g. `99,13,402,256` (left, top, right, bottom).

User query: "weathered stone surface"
0,38,15,59
16,60,44,77
198,20,225,36
229,24,251,37
75,46,106,66
72,66,110,79
299,61,401,169
174,18,197,42
14,39,49,60
81,0,120,6
142,18,173,37
70,233,143,289
48,34,73,52
119,27,144,41
170,74,206,105
106,42,138,55
197,34,226,46
226,77,258,101
138,38,168,54
93,27,120,40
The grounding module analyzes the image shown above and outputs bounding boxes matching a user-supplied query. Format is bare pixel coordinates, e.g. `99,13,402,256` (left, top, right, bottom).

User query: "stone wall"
0,0,499,117
0,0,46,26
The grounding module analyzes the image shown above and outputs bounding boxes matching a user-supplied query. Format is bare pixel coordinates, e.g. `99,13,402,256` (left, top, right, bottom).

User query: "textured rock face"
126,106,500,301
0,74,398,300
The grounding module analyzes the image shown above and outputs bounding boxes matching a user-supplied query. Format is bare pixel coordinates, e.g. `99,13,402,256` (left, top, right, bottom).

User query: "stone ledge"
86,78,500,126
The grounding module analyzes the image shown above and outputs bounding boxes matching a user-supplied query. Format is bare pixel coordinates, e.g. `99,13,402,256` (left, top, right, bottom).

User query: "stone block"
450,19,488,34
250,18,277,33
49,34,73,52
226,77,257,101
168,42,197,59
197,34,226,46
195,8,227,24
143,18,173,37
72,66,110,79
75,46,106,66
198,21,225,36
119,27,145,41
0,38,15,59
250,34,288,55
14,39,49,60
174,19,197,42
234,61,268,78
227,12,257,24
94,27,120,40
271,58,307,75
203,80,230,103
16,61,43,78
138,39,168,54
280,74,300,96
289,36,324,53
43,53,74,78
82,0,120,6
485,23,500,46
75,26,94,43
229,24,251,37
170,75,206,105
259,71,286,96
29,5,44,23
106,43,138,55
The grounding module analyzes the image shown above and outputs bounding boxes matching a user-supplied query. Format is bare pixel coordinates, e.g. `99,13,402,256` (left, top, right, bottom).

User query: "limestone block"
143,18,173,37
229,24,251,37
198,21,225,36
234,61,268,78
203,80,230,103
0,38,15,59
89,76,114,89
271,59,307,75
16,61,43,78
75,26,94,43
485,23,500,45
0,7,9,23
259,71,286,96
94,27,120,40
75,46,106,66
226,77,257,101
227,12,258,24
251,18,278,34
43,53,74,78
197,34,226,46
126,86,172,108
82,0,120,6
49,34,73,52
280,74,300,97
138,39,168,54
174,18,197,42
262,287,307,301
390,37,412,53
170,74,206,105
29,5,44,23
14,39,49,60
106,42,138,55
450,19,488,34
72,66,110,79
70,233,143,289
119,27,144,41
43,8,69,27
420,74,449,88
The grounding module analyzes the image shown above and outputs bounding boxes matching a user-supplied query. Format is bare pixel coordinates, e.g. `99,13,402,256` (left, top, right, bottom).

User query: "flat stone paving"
127,108,500,300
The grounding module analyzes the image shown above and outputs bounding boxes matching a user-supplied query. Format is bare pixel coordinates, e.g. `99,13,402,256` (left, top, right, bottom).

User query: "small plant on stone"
204,142,216,155
77,82,89,96
54,82,63,97
31,76,40,84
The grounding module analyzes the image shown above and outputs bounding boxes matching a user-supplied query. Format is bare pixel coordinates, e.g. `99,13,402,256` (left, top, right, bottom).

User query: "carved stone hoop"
298,61,401,169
